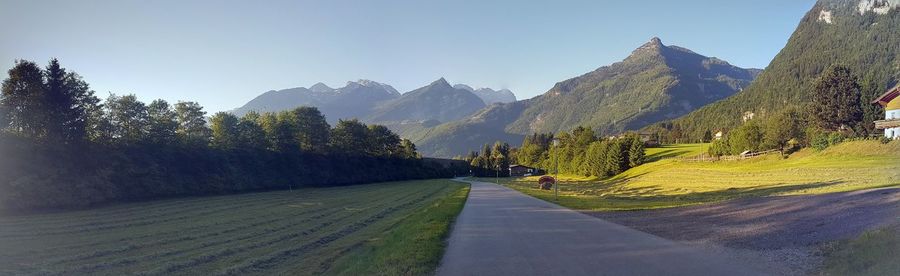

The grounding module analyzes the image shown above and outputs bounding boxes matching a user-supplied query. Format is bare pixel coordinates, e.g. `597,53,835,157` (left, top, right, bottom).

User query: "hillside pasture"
0,179,466,276
644,143,707,160
496,140,900,210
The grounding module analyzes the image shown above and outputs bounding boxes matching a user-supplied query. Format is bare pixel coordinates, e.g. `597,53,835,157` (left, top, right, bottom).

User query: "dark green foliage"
763,107,807,152
289,107,330,153
0,59,455,212
516,133,553,168
708,107,811,156
708,139,730,157
1,60,48,138
507,127,643,178
146,99,178,145
810,130,847,151
105,94,149,144
237,111,268,150
366,124,401,157
659,1,899,140
210,112,241,149
330,119,371,155
398,139,419,159
174,101,209,145
0,135,454,212
628,137,645,167
812,66,863,132
728,120,763,154
465,141,512,177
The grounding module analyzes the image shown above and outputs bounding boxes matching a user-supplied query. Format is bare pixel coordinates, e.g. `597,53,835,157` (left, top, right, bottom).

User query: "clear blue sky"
1,0,816,113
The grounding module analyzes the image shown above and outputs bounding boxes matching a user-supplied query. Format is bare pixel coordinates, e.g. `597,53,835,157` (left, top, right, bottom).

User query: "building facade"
509,165,539,177
873,85,900,139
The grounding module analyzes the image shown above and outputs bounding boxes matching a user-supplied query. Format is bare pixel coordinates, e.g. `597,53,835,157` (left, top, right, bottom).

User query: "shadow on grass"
645,149,686,161
602,180,847,206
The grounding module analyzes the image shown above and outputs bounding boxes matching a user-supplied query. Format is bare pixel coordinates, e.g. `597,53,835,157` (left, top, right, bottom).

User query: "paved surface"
590,188,900,250
437,180,767,276
589,188,900,275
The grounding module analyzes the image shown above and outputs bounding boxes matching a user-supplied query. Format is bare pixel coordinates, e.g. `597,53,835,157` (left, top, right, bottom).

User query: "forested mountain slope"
658,0,900,139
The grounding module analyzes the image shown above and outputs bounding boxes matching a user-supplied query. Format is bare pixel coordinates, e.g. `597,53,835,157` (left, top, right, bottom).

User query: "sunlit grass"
644,143,708,160
483,140,900,211
328,184,470,275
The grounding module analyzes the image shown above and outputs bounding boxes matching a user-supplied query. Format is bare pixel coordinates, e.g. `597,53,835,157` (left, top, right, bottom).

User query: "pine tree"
604,140,624,176
43,59,71,141
812,66,863,133
628,137,645,168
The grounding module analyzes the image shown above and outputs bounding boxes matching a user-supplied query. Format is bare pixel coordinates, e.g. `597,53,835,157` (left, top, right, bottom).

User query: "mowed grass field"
0,179,468,276
644,143,707,160
493,140,900,211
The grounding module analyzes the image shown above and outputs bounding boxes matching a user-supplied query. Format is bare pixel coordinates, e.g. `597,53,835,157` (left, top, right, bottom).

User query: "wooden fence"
668,149,781,162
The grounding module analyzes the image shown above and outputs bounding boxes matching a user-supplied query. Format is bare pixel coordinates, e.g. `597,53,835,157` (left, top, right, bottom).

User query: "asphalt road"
436,179,767,276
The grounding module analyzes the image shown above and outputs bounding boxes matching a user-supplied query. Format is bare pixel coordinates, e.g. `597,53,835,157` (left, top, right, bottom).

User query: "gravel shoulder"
587,188,900,275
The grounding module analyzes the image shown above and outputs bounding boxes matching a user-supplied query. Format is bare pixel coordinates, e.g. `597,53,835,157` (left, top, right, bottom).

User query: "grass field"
644,143,707,160
820,225,900,276
489,140,900,211
0,179,467,276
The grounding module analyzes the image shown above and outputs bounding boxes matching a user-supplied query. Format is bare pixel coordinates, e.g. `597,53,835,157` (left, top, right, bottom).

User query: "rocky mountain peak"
430,77,452,89
309,82,334,93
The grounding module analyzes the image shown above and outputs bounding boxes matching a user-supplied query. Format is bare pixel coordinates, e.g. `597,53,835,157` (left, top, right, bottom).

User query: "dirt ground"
588,188,900,275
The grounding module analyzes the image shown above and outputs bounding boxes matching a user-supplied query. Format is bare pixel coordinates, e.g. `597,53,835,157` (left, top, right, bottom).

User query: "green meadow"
490,140,900,211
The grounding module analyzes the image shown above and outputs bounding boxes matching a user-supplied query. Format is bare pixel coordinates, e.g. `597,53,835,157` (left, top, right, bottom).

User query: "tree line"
462,142,512,177
0,59,457,212
513,127,645,178
706,66,886,157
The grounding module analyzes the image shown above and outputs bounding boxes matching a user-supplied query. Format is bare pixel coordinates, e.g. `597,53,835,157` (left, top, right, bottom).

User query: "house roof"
872,83,900,107
509,164,534,169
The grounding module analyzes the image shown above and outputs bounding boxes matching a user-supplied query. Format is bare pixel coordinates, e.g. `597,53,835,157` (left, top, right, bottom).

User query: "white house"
873,84,900,139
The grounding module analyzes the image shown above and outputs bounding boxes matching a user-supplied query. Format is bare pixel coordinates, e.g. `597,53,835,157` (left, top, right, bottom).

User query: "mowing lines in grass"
0,179,464,276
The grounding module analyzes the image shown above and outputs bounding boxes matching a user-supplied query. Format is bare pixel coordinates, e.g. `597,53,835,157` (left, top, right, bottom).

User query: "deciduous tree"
175,101,209,145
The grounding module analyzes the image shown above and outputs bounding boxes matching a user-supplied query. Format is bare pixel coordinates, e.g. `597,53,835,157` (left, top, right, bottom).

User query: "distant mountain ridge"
365,78,487,123
409,37,761,157
231,78,515,126
453,84,517,104
231,79,401,122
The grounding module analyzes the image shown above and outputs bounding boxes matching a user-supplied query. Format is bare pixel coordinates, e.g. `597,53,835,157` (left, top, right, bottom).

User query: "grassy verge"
820,225,900,275
483,140,900,211
327,183,470,275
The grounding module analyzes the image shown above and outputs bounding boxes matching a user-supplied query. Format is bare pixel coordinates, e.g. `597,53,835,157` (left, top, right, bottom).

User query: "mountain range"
230,0,898,158
232,78,515,126
231,79,401,121
405,37,761,157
